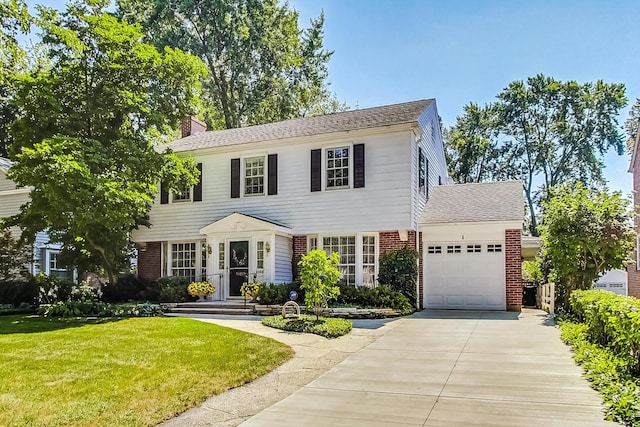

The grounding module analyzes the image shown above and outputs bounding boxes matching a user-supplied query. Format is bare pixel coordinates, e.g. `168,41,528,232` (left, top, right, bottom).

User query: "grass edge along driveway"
0,315,293,427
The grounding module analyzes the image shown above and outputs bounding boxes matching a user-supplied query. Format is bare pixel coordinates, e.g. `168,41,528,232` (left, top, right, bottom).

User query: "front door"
229,240,249,297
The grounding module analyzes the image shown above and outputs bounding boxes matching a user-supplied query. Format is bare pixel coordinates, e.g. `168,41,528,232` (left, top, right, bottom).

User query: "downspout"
415,224,420,311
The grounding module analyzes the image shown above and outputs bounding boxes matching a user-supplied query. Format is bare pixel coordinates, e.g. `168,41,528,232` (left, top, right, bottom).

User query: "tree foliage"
0,0,31,158
539,182,634,311
117,0,346,130
4,3,207,284
445,74,627,236
377,247,418,305
625,97,639,152
0,228,32,282
298,249,340,320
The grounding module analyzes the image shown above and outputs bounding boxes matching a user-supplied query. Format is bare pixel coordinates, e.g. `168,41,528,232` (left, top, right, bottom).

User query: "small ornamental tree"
0,228,32,282
540,182,634,311
298,249,340,320
378,247,419,304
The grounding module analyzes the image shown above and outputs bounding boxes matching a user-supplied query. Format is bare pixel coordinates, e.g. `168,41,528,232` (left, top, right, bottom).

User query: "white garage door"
424,242,506,310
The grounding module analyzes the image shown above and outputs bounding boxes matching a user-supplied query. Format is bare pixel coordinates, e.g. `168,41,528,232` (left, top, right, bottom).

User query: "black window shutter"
267,154,278,195
160,182,169,204
193,163,203,202
310,149,321,192
231,158,240,198
354,144,365,188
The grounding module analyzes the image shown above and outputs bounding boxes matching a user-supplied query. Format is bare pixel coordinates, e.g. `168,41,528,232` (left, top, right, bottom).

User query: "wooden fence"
540,282,555,315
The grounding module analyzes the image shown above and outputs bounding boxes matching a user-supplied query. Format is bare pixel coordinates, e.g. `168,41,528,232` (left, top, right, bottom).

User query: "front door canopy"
199,212,292,235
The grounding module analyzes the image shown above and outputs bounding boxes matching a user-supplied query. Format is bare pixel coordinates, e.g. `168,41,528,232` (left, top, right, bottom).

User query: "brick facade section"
138,242,162,282
292,235,307,280
628,150,640,298
505,229,522,311
379,231,421,307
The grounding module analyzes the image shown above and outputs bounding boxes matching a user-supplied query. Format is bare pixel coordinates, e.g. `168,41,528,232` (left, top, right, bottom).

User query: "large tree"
0,0,31,158
116,0,345,130
445,74,627,235
539,182,634,311
4,2,207,284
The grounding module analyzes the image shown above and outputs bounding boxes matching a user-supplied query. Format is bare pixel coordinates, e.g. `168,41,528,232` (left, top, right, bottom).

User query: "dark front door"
229,240,249,297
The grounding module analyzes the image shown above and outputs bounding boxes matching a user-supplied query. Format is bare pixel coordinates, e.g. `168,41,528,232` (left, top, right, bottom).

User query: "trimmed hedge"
262,314,352,338
38,301,163,318
336,283,414,315
570,290,640,375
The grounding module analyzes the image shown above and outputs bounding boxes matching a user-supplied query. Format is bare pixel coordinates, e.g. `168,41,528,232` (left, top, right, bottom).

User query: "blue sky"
24,0,639,195
289,0,639,196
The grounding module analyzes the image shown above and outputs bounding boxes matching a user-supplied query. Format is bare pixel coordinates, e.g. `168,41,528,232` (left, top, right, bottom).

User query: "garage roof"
422,181,523,224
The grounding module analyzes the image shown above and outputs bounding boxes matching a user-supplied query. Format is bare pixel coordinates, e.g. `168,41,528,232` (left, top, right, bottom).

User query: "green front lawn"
0,315,293,427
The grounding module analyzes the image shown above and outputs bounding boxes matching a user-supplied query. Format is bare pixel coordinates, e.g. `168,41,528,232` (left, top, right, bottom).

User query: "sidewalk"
159,315,401,426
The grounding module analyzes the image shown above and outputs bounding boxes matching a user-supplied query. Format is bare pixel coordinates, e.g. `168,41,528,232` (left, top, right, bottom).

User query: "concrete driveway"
241,309,616,427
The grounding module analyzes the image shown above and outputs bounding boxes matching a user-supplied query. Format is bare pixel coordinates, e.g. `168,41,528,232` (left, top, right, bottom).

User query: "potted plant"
187,281,216,302
241,282,261,306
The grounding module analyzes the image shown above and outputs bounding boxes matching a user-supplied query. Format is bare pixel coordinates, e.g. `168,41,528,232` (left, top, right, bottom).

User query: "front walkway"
241,309,616,427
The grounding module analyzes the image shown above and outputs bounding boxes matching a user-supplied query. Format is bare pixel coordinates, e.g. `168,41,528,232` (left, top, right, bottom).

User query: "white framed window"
257,241,265,270
244,156,265,196
362,235,376,287
201,242,207,281
427,246,442,254
447,245,461,254
308,237,318,251
487,244,503,253
326,147,350,189
466,244,481,253
169,242,205,282
218,242,225,270
323,236,356,285
172,187,192,202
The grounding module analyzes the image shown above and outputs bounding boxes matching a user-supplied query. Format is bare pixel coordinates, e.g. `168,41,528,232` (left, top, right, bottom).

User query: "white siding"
132,128,414,242
412,103,449,230
274,235,292,283
0,170,16,192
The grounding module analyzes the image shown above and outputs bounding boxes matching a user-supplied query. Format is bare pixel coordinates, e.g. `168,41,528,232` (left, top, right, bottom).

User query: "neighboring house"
0,158,74,281
627,127,640,298
594,269,628,296
132,100,524,310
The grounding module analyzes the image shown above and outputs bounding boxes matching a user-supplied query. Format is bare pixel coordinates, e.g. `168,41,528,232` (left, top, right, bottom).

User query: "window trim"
307,233,378,286
171,186,193,203
323,143,353,191
167,240,207,282
243,155,266,197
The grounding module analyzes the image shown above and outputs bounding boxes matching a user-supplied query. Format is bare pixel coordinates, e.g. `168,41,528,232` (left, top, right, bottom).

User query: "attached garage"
420,181,524,311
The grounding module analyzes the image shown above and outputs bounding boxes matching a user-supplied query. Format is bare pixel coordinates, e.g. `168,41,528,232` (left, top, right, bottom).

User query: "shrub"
0,302,35,315
38,301,163,318
378,247,418,303
257,282,304,305
335,283,414,314
299,250,341,319
101,275,159,303
157,276,194,302
262,314,352,338
569,289,640,375
36,273,74,304
0,279,39,306
560,319,640,425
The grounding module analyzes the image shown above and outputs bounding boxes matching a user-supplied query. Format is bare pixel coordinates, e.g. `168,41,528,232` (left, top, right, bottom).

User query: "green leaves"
4,4,204,283
540,182,634,311
298,249,341,320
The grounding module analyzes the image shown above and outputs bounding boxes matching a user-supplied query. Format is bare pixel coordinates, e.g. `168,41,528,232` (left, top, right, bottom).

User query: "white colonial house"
132,100,523,310
0,157,74,281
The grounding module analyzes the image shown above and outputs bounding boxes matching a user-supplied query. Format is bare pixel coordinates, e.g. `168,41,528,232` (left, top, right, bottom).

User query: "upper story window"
172,187,192,202
326,147,349,189
244,156,265,196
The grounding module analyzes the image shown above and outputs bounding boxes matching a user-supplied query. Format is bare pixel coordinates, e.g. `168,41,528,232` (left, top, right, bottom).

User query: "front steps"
168,301,257,316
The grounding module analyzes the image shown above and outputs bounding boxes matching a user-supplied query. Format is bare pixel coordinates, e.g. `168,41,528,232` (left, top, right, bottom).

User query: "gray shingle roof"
421,181,523,224
166,99,432,153
0,157,12,171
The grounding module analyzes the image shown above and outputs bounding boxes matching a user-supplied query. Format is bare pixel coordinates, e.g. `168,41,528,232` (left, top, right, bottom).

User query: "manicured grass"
0,315,293,427
262,314,352,338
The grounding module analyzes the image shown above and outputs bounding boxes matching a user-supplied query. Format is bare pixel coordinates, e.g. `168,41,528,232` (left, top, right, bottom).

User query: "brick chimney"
181,117,207,138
